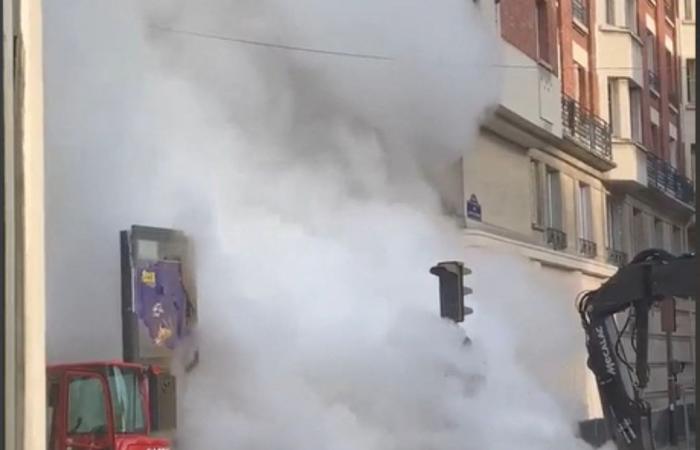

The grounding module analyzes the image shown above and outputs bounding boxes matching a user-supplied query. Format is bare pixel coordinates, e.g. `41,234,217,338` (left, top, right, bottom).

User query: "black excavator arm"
577,249,697,450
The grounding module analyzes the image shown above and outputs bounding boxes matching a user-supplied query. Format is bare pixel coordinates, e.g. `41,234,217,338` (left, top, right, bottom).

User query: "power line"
151,25,690,72
151,25,394,61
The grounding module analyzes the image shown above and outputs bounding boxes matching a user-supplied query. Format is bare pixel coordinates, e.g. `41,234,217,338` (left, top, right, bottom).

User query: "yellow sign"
141,270,156,288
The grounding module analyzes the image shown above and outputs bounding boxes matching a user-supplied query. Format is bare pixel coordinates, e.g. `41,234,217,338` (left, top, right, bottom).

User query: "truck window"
107,367,146,433
67,375,108,435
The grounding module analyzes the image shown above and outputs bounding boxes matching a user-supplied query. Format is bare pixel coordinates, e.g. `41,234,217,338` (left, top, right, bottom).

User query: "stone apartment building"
464,0,696,443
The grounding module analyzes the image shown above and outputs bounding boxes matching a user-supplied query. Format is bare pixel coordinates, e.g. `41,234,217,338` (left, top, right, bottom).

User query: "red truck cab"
47,361,173,450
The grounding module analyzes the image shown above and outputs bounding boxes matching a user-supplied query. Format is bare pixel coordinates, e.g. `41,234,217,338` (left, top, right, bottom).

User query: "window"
646,31,657,72
626,0,638,33
68,375,108,435
650,123,660,150
670,136,678,168
691,144,696,184
672,225,682,253
687,59,696,103
630,85,643,142
632,208,645,255
577,182,593,240
107,367,146,434
606,195,624,250
684,0,694,20
546,168,563,229
666,50,676,98
654,218,664,248
573,0,588,23
606,0,615,24
536,0,551,64
576,65,588,108
530,159,545,227
608,79,621,136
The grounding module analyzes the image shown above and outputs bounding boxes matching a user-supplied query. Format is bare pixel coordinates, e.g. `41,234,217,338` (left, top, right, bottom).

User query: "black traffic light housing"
430,261,473,323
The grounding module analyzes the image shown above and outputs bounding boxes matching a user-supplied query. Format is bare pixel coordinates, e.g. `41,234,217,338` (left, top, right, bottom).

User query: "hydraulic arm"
577,249,696,450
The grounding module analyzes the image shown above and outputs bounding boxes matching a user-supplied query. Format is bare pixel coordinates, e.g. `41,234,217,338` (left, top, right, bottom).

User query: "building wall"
463,130,533,238
467,0,696,429
678,0,695,181
559,0,600,114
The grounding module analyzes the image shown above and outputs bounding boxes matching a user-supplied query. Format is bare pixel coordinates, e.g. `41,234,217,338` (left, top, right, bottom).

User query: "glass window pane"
108,367,146,433
68,376,107,434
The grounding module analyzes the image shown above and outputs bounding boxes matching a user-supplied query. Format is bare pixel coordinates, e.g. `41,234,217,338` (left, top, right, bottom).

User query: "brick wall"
501,0,558,73
558,0,599,114
639,0,683,171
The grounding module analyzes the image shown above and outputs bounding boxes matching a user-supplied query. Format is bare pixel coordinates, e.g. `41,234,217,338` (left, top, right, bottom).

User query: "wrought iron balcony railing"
579,238,597,258
572,0,588,24
546,227,568,251
647,153,695,204
561,95,612,161
607,249,627,267
648,71,661,93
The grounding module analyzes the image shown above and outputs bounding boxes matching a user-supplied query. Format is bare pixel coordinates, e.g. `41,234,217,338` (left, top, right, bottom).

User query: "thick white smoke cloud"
45,1,607,449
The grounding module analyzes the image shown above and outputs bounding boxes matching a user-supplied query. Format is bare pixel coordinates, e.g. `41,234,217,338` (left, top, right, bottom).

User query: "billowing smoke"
45,1,606,449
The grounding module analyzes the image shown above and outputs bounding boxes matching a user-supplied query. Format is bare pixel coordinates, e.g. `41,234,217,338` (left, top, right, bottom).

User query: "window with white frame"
608,78,621,136
546,167,563,229
654,218,664,248
670,135,678,168
646,31,657,74
536,0,551,65
631,208,646,255
626,0,638,33
576,182,593,240
605,0,615,24
606,195,624,251
629,85,643,142
691,144,696,184
684,0,694,20
650,123,660,150
530,159,545,227
687,59,696,103
672,225,683,254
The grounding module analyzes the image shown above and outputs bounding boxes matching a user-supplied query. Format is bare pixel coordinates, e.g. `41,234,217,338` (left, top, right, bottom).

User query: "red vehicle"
46,360,175,450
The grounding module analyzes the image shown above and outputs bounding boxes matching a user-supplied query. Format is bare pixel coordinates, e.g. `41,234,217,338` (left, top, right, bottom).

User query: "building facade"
466,0,695,444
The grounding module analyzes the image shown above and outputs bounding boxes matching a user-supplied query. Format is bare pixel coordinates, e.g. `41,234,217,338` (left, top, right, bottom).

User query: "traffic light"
430,261,473,323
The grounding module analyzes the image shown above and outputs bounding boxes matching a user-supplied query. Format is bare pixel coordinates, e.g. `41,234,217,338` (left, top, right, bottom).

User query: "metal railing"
546,227,568,250
579,238,597,258
647,153,695,204
573,0,588,23
607,248,627,267
648,70,661,93
561,95,613,161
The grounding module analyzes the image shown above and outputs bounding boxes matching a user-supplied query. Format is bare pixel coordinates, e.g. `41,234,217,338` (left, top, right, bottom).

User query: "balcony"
572,0,588,24
647,153,695,204
648,71,661,94
607,249,628,267
562,95,613,161
546,227,567,250
579,238,597,258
